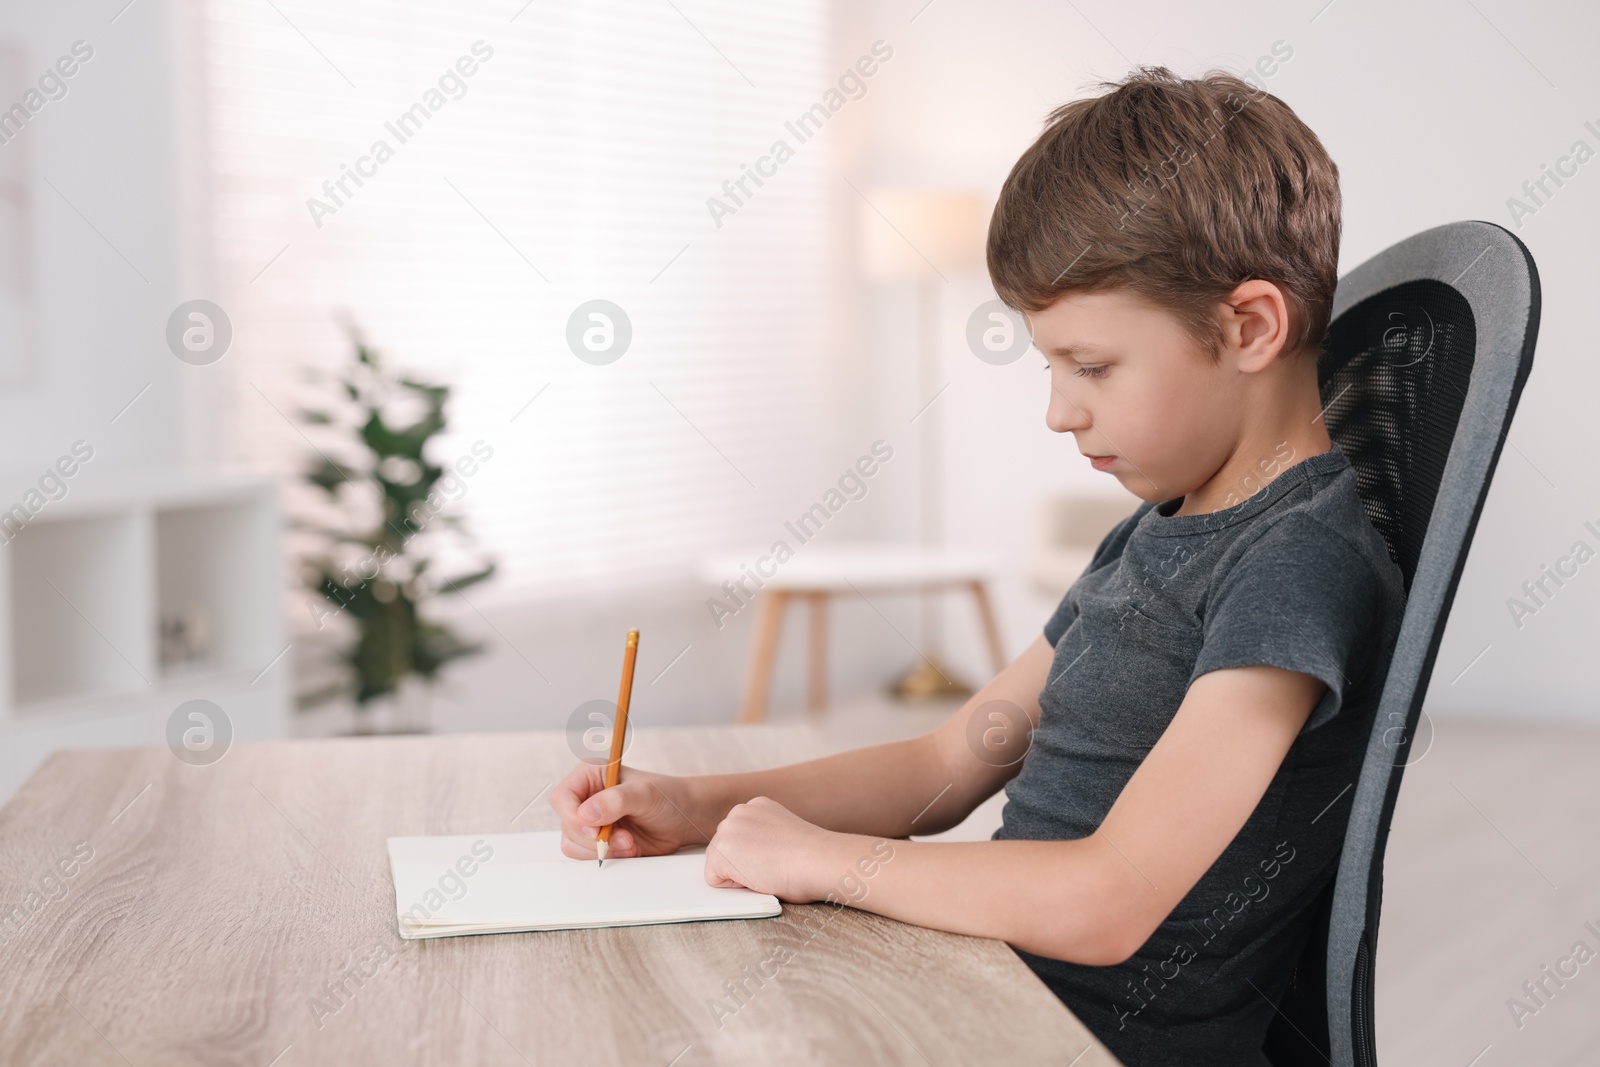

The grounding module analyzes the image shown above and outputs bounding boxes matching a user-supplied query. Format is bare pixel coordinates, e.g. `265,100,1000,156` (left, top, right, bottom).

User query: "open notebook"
386,831,783,939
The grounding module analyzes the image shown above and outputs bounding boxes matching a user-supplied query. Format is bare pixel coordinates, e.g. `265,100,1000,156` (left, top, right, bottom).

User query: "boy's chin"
1120,477,1175,506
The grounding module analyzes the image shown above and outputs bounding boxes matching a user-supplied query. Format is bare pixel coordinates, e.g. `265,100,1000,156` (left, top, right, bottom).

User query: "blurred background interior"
0,5,1597,1056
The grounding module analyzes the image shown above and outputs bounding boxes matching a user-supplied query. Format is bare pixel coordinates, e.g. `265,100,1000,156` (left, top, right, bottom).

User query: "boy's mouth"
1085,454,1116,471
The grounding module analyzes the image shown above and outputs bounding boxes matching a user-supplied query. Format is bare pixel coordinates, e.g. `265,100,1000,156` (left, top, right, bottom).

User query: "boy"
552,66,1406,1066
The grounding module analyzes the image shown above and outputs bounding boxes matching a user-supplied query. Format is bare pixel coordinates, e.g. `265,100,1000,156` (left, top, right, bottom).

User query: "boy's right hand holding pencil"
552,761,712,862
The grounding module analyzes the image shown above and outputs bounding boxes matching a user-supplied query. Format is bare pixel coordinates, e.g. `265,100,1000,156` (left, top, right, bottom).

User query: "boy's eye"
1074,365,1106,379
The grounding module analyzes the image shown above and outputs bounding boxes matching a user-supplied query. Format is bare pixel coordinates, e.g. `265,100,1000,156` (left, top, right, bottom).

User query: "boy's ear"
1219,280,1292,372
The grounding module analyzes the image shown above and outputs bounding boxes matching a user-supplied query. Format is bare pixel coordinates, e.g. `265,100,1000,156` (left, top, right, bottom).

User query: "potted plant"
294,324,496,733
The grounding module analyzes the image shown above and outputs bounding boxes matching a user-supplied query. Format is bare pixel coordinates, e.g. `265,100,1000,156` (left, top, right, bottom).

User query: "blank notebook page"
386,831,782,939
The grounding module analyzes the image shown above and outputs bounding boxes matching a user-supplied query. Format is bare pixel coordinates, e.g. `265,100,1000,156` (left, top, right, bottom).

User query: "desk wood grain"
0,726,1120,1066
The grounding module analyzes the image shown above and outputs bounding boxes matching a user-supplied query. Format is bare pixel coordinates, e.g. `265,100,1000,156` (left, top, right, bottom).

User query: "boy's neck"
1170,368,1334,517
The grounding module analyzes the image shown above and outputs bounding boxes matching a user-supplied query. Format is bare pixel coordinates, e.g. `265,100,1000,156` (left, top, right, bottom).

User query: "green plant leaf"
439,563,498,594
306,457,356,494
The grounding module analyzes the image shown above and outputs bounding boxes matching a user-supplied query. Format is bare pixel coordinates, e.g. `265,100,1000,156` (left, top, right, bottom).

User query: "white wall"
841,0,1600,722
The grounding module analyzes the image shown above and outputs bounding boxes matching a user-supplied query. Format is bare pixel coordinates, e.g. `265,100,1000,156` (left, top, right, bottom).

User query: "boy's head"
988,66,1341,504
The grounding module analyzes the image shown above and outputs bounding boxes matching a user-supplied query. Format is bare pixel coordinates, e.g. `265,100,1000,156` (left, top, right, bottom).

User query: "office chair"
1260,220,1541,1066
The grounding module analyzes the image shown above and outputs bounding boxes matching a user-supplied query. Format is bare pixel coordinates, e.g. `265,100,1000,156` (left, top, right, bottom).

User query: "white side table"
697,544,1006,724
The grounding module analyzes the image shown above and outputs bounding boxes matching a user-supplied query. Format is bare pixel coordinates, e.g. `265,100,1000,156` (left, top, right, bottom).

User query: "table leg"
738,591,788,725
969,580,1007,677
807,592,828,715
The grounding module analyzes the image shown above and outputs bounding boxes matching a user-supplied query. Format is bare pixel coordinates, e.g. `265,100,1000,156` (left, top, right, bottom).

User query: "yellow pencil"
596,629,639,868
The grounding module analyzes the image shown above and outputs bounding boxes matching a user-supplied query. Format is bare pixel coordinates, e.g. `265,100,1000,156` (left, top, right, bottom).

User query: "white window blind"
203,0,839,606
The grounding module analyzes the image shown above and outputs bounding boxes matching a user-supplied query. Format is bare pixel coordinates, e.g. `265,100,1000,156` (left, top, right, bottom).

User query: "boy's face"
1029,288,1242,505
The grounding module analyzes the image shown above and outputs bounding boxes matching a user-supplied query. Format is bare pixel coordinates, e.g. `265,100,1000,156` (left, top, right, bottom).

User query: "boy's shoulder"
1217,448,1404,605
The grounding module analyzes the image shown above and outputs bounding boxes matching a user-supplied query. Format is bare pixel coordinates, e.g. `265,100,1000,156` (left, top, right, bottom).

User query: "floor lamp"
858,188,990,701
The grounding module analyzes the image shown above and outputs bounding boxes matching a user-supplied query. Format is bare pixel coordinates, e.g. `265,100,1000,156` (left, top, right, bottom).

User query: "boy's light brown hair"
987,65,1341,362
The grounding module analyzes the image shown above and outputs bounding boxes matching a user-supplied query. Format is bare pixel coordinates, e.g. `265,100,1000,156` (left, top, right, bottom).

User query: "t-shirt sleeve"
1190,513,1387,733
1042,590,1076,647
1042,505,1146,646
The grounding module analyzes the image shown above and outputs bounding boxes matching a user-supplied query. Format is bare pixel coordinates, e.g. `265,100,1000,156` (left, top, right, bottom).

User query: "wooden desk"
0,726,1121,1066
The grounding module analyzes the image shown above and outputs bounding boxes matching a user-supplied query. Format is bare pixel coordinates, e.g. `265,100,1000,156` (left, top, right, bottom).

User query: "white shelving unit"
0,469,289,801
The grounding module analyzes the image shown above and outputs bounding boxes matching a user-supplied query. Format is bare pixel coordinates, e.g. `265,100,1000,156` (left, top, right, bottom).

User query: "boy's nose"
1047,393,1090,434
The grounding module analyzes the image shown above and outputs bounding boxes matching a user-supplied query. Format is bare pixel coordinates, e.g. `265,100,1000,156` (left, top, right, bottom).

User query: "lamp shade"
858,188,989,281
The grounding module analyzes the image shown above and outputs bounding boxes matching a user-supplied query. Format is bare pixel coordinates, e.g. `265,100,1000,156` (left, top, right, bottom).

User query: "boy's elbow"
1024,844,1164,966
1092,918,1153,967
1035,855,1160,966
1067,911,1150,967
1031,916,1143,967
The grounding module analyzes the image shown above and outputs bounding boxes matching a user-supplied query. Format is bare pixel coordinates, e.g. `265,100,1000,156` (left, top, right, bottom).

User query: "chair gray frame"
1261,220,1541,1066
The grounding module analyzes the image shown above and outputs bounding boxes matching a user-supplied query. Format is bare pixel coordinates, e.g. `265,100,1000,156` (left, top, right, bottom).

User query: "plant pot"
350,676,434,736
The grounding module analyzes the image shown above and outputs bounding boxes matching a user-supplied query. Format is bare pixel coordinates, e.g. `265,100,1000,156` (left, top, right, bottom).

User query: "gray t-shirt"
993,444,1406,1066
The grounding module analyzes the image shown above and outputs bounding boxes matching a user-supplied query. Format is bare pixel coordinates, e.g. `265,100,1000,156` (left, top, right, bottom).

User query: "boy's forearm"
687,735,958,840
819,833,1145,966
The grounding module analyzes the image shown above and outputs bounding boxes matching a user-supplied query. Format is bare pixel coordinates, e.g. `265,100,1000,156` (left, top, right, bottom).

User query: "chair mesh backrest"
1262,222,1539,1067
1320,280,1477,593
